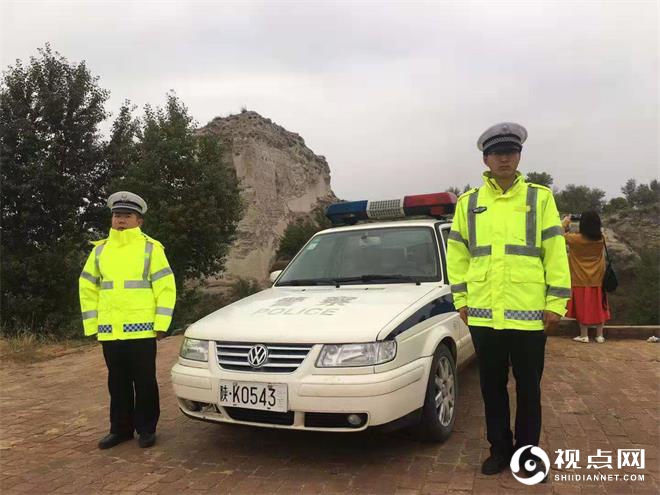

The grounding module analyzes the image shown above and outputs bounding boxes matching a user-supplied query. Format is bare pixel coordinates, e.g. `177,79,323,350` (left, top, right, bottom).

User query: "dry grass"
0,332,94,365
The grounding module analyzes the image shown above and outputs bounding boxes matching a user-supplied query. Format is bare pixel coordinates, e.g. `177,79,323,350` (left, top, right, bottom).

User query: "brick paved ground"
1,336,658,494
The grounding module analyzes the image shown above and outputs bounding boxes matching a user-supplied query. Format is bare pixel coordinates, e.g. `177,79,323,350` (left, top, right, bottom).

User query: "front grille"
224,407,295,425
304,412,368,429
215,342,313,373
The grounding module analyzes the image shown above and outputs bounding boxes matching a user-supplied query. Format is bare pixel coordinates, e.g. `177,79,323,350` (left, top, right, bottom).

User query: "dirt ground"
0,335,658,494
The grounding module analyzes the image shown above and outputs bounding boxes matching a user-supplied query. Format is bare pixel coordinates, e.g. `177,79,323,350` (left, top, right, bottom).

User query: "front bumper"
171,350,432,432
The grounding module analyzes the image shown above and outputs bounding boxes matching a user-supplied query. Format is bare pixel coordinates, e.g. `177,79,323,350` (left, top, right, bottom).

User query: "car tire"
417,343,457,443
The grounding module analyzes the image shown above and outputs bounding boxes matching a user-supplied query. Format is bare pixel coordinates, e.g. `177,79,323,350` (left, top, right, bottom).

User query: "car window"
277,227,441,284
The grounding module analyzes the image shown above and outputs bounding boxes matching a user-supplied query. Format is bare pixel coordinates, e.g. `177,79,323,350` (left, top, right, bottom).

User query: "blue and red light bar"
325,192,457,226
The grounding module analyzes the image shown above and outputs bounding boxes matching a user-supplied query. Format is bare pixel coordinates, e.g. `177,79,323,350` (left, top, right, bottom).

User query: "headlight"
179,338,209,362
316,341,397,367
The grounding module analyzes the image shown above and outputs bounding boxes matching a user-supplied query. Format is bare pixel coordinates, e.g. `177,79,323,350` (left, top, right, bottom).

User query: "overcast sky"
2,0,658,200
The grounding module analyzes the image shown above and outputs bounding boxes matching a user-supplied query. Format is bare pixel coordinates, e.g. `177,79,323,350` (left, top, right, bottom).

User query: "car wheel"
417,343,457,443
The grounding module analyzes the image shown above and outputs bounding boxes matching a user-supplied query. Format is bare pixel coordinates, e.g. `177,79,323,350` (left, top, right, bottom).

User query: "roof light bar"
325,192,457,226
403,192,457,217
325,200,369,226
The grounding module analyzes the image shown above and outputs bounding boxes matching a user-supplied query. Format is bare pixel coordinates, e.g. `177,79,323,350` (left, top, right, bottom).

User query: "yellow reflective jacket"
79,227,176,340
447,172,570,330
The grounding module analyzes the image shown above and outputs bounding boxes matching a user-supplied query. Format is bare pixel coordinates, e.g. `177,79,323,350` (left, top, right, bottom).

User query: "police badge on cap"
477,122,528,155
107,191,148,215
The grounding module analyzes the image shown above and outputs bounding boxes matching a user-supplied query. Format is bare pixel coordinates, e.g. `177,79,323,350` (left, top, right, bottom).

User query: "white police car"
171,193,474,441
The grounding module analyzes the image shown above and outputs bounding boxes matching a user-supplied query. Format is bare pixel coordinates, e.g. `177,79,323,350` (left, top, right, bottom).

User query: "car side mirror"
269,270,283,283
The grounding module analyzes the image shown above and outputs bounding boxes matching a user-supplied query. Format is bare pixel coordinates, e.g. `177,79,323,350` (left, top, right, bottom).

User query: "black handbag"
602,238,618,293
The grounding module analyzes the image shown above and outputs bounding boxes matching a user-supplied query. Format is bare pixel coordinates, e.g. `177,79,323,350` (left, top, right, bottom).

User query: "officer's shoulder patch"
142,234,164,250
457,187,479,202
528,183,553,193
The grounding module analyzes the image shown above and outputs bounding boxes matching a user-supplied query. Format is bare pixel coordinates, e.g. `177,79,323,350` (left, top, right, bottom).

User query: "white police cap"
477,122,528,154
107,191,148,215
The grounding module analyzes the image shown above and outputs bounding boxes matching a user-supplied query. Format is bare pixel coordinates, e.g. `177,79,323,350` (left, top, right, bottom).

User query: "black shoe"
481,453,510,475
138,432,156,448
98,433,133,450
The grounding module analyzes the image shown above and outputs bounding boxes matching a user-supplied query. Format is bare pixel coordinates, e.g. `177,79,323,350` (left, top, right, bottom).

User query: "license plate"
218,380,288,412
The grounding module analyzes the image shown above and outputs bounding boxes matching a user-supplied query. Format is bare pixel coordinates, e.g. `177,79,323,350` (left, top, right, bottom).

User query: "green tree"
109,93,244,320
0,45,109,334
276,207,332,261
555,184,606,214
602,197,628,215
621,179,637,206
276,219,320,261
105,101,140,187
651,179,660,197
621,178,660,208
526,171,553,187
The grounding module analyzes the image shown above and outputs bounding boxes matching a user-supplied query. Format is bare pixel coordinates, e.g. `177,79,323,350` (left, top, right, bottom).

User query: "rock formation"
198,111,337,290
603,206,659,273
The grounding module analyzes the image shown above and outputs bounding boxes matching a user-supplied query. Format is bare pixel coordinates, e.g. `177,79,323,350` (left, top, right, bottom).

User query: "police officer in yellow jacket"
447,123,570,478
79,191,176,449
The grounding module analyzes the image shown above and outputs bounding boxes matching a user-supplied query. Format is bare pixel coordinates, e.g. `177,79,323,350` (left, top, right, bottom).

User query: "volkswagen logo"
247,344,269,368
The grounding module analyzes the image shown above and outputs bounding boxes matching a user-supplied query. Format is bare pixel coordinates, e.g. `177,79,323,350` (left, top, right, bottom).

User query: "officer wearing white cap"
477,122,528,156
107,191,148,215
79,191,176,450
447,123,570,481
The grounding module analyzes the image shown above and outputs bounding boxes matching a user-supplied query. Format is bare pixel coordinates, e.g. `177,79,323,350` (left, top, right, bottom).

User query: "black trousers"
469,326,546,458
101,338,160,436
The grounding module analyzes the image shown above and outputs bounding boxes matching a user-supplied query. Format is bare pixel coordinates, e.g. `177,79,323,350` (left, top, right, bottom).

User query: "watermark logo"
510,447,646,484
510,445,551,486
553,448,646,483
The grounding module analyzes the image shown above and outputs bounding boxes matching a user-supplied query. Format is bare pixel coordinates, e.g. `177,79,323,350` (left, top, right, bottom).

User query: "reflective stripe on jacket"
447,172,570,330
78,227,176,340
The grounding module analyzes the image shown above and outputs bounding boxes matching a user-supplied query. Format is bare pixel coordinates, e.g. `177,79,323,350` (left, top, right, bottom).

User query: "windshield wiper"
277,278,338,286
279,275,422,287
332,274,421,286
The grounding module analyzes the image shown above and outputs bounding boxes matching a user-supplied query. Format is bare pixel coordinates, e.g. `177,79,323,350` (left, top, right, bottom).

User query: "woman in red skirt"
562,211,610,343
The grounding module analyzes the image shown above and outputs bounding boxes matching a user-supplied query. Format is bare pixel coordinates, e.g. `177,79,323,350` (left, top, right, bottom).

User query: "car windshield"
276,226,441,286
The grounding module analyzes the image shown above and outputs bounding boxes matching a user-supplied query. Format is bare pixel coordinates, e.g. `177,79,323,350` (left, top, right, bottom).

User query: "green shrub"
276,219,321,261
170,290,228,332
625,249,660,325
608,248,659,325
230,278,262,301
276,208,333,261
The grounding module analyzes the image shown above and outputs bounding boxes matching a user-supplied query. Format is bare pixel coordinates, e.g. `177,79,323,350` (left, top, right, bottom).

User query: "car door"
435,223,473,362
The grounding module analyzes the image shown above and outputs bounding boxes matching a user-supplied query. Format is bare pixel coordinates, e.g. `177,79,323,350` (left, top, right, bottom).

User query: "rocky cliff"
600,205,659,277
198,111,336,290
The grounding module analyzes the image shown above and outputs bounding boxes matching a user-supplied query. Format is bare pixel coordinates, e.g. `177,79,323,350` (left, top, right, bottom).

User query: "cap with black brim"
111,202,143,214
477,123,528,155
483,142,523,155
107,191,148,215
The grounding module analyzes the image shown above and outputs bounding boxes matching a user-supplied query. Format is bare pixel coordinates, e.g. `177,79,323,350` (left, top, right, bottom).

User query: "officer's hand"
156,332,166,341
458,307,468,326
543,311,561,332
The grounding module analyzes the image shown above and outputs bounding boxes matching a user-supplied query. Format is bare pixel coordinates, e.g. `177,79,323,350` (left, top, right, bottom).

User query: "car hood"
185,285,438,344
